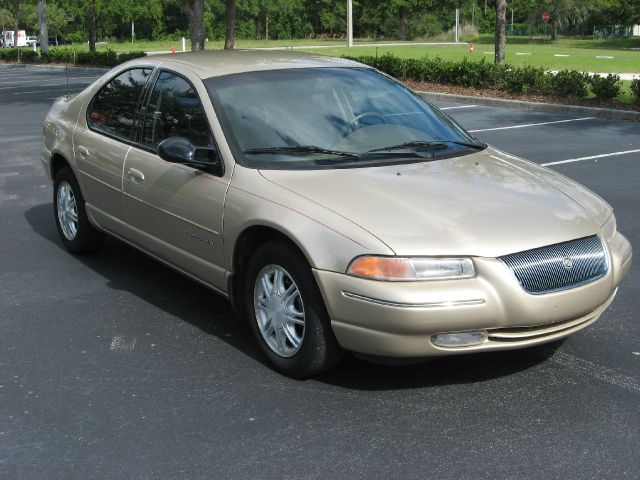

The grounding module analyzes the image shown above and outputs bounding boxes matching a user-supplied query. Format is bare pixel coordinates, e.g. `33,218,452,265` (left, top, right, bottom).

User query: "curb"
0,63,109,74
417,91,640,122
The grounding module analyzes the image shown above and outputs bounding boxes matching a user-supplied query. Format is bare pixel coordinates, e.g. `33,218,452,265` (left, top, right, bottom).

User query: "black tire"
53,167,104,253
244,241,344,378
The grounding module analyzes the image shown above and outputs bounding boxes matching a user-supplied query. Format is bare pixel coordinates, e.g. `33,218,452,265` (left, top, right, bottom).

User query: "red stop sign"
542,12,551,23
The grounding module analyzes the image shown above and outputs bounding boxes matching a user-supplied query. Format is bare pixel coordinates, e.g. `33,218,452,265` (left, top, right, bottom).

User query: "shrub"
40,47,77,64
117,50,147,63
501,65,548,94
630,79,640,105
0,48,19,61
550,70,589,98
589,74,621,100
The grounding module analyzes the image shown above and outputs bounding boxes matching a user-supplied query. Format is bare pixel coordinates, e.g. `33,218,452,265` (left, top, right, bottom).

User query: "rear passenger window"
88,68,152,140
141,71,213,150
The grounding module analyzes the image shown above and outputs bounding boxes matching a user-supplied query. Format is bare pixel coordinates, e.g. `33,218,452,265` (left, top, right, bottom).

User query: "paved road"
1,66,638,480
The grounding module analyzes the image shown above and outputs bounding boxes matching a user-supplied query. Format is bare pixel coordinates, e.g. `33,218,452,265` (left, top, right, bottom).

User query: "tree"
87,0,96,51
495,0,507,64
183,0,205,51
11,0,19,50
38,0,48,53
224,0,235,49
535,0,602,40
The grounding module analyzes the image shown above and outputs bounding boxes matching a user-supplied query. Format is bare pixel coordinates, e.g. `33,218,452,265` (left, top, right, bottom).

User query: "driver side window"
141,71,213,150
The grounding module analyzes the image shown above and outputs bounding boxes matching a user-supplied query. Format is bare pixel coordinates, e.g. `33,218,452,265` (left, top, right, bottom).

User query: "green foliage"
630,79,640,105
345,53,610,100
551,70,589,97
1,47,145,66
40,47,77,64
589,74,621,100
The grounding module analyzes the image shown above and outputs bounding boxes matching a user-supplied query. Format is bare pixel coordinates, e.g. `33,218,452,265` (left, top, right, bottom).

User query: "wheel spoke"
282,283,297,306
275,327,287,351
68,210,78,222
261,274,272,296
283,324,301,349
285,313,305,326
273,268,284,295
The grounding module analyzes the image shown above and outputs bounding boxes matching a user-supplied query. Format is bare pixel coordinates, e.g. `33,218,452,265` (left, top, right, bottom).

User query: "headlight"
601,213,616,241
346,256,475,281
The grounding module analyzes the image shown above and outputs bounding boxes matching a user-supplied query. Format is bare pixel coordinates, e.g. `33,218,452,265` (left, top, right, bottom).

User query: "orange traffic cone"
469,42,475,54
171,47,176,55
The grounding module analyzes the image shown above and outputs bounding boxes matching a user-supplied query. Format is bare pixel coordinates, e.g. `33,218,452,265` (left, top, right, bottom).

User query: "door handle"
127,167,145,182
76,145,89,160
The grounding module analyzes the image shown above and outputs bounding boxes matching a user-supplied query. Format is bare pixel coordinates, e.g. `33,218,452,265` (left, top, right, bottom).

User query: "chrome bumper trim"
341,291,486,309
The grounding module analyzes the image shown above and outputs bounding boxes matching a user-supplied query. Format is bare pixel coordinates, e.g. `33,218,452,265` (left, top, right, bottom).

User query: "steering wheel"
349,112,386,129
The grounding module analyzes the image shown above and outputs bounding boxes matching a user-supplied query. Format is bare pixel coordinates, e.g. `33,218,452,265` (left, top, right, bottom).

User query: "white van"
2,30,27,48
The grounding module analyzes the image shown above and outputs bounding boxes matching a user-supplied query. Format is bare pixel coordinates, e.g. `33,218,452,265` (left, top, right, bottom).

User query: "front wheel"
244,241,344,378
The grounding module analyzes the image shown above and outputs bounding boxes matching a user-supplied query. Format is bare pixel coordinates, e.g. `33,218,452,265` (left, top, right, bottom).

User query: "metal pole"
346,0,353,47
182,36,186,52
455,8,459,43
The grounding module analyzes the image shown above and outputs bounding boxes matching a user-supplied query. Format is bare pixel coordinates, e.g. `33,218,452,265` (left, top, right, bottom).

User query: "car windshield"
205,67,484,169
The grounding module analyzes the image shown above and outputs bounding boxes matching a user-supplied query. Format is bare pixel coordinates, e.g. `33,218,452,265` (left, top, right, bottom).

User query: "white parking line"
469,117,595,133
0,135,41,144
12,89,56,95
0,79,93,90
542,149,640,166
440,105,478,111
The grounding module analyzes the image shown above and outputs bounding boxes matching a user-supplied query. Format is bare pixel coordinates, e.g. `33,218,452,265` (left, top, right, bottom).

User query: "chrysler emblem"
562,257,574,269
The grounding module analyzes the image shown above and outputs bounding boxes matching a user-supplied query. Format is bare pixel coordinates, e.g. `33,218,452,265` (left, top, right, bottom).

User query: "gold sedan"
41,51,632,377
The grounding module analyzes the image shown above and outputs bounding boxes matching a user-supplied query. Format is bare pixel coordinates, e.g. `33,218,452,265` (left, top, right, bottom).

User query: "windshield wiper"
368,139,485,154
244,145,359,159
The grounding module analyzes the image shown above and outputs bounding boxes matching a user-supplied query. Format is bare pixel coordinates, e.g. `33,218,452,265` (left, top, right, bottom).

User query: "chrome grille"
500,235,607,294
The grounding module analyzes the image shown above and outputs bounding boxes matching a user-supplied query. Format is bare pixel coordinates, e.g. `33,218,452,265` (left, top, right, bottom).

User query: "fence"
592,25,633,39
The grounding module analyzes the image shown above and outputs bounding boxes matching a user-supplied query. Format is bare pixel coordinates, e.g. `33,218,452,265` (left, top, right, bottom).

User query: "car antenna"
65,62,70,99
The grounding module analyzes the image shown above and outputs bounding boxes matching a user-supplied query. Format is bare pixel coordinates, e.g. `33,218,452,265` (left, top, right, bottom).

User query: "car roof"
130,50,367,79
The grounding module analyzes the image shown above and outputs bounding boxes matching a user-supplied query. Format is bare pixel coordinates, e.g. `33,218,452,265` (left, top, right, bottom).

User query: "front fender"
224,165,394,273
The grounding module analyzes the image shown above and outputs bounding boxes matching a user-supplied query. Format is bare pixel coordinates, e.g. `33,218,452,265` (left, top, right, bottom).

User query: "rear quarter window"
88,68,152,140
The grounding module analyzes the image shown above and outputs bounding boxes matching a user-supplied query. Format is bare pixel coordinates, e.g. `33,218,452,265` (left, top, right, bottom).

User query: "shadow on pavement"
25,202,561,390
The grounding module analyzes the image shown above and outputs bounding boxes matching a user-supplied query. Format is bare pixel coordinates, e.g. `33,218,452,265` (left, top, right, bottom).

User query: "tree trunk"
254,16,260,40
38,0,48,54
551,19,558,41
87,0,96,52
184,0,205,51
224,0,236,50
494,0,507,64
13,0,19,59
265,12,269,41
398,9,407,41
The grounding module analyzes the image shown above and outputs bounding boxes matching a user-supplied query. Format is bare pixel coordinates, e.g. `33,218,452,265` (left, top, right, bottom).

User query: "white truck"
1,30,27,48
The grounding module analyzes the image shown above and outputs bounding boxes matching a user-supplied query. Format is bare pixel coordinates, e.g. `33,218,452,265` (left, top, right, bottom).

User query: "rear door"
122,69,231,291
73,67,153,233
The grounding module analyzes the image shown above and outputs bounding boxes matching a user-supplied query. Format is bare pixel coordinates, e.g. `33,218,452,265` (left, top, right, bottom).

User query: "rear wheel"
244,241,344,378
53,167,104,253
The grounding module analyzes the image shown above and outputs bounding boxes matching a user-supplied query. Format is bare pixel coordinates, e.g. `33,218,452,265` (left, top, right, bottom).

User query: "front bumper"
313,232,632,357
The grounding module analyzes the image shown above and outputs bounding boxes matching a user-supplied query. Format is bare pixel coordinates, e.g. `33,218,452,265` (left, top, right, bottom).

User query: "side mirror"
157,136,224,176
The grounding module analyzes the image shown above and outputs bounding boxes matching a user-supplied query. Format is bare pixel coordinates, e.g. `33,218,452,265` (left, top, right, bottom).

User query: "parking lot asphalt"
0,66,639,479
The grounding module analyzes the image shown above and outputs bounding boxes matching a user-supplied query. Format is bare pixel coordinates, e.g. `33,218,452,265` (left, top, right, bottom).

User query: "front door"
122,70,230,291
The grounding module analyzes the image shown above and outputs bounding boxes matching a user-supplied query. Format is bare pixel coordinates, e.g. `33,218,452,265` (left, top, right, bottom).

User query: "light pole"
346,0,353,47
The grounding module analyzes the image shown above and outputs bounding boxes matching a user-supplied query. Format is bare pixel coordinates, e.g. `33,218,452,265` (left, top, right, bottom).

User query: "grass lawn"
79,36,640,73
55,36,639,73
298,37,640,73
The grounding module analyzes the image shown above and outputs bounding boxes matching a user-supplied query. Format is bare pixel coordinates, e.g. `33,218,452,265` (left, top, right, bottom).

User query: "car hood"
259,148,609,257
